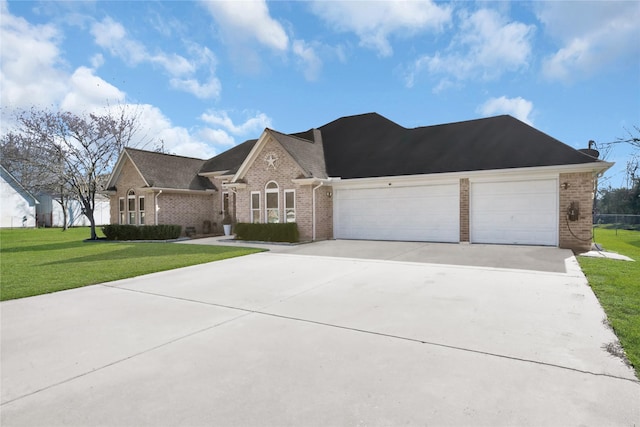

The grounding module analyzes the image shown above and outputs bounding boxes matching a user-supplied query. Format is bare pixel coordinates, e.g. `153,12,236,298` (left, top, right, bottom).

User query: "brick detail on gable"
459,178,470,242
231,138,333,241
558,172,594,253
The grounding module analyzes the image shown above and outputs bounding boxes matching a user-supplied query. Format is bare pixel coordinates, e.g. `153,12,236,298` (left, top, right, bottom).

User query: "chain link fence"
594,214,640,229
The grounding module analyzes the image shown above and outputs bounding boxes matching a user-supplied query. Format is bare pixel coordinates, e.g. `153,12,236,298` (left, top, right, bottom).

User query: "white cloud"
198,128,236,147
536,2,640,81
310,0,452,57
170,77,221,100
60,66,126,112
0,1,68,109
200,0,288,51
200,110,272,136
477,96,534,125
0,3,216,160
405,8,534,90
133,104,216,159
292,39,322,81
90,16,220,99
198,110,273,150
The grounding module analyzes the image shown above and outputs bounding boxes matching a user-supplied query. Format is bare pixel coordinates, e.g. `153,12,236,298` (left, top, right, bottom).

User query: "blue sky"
1,1,639,188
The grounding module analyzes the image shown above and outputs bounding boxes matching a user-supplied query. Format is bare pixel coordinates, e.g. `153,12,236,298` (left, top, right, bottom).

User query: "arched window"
127,189,136,225
265,181,279,223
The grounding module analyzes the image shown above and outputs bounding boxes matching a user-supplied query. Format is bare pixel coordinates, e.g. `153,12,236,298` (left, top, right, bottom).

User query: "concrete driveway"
1,241,639,426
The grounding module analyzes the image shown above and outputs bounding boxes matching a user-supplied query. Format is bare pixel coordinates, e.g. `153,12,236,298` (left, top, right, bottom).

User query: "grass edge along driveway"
578,227,640,379
0,228,263,301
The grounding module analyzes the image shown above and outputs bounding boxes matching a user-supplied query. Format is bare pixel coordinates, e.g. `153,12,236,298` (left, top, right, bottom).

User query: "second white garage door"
470,179,558,246
334,183,459,242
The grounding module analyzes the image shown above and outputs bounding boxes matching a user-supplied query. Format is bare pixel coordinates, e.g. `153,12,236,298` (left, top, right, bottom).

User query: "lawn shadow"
45,243,262,265
1,241,90,253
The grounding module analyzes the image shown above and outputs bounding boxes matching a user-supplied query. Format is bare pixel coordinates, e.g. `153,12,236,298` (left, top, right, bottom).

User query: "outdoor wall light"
326,191,333,198
561,182,570,190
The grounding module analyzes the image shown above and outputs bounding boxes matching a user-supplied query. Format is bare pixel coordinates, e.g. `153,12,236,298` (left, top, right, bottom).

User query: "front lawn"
0,228,263,301
578,227,640,378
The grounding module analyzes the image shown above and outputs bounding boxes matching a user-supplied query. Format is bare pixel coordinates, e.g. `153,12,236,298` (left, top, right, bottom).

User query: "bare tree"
3,106,143,239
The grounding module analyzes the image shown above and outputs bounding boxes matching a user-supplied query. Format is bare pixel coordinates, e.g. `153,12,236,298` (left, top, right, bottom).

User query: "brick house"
105,113,612,252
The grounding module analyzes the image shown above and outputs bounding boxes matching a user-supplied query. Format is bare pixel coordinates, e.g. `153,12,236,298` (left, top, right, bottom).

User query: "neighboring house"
1,165,39,228
105,113,612,252
36,193,111,228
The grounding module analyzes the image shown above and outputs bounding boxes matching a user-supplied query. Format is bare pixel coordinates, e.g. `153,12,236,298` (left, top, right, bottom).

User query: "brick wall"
459,178,470,242
558,172,594,252
233,138,333,241
157,192,215,235
109,156,216,236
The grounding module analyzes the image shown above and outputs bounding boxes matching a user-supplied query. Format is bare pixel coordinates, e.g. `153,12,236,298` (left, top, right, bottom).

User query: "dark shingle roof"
125,148,214,190
319,113,602,179
200,139,257,175
118,113,603,191
269,129,327,179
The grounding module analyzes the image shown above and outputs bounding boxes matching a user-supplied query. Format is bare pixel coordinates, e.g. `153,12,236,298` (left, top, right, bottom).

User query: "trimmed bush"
102,224,182,241
234,223,299,243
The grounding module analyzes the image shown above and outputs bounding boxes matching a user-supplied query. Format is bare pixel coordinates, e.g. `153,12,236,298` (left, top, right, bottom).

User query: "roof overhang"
330,162,614,189
222,182,247,190
199,171,231,178
147,187,216,194
290,177,337,186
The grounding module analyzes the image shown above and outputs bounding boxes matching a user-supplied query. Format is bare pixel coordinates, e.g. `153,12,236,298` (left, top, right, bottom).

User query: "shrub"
102,224,182,241
234,223,299,243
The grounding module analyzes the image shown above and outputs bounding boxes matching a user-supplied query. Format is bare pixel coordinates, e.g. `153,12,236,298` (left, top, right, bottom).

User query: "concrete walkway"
1,246,639,426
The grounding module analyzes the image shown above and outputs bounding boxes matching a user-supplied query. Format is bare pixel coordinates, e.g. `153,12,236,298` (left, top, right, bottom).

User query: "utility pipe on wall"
312,182,324,241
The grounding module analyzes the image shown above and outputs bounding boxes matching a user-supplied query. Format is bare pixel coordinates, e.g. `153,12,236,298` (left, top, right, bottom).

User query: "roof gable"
109,148,214,191
231,128,327,182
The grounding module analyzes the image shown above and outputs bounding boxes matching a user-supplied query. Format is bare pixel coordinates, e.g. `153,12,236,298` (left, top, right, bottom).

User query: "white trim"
265,180,280,223
139,187,216,194
199,171,231,177
284,189,296,223
291,177,336,185
222,182,247,190
330,162,613,190
138,195,146,225
118,197,125,224
232,130,273,182
250,191,261,223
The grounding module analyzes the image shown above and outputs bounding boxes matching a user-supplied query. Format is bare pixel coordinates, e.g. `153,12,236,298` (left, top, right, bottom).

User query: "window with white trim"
284,190,295,223
127,190,136,225
139,196,145,225
119,197,125,224
265,181,279,223
250,192,261,223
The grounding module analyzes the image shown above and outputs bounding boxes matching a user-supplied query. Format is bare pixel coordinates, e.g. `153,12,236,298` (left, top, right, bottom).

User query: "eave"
330,162,614,189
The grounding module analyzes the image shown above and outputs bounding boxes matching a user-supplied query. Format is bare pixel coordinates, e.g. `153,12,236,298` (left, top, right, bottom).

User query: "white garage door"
470,180,558,246
334,184,459,242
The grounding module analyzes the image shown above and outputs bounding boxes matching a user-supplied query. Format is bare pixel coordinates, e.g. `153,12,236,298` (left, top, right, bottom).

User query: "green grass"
0,227,263,301
578,227,640,378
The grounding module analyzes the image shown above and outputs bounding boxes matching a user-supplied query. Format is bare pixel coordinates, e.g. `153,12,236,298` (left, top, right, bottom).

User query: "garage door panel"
335,184,459,243
470,180,558,246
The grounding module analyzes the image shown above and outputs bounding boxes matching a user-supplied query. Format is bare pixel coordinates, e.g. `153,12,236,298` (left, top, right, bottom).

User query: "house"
1,165,39,228
36,193,111,228
105,113,612,252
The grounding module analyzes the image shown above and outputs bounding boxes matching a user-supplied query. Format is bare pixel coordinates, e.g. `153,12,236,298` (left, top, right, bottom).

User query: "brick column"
559,172,594,252
460,178,470,242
